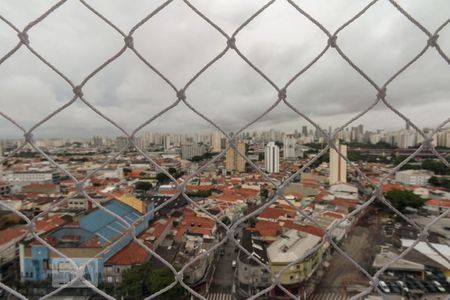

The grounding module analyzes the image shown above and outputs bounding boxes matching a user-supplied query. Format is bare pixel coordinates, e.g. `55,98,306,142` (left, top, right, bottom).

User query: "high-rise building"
92,136,103,147
226,141,246,173
283,136,296,159
265,142,280,173
181,144,207,160
115,136,129,151
329,140,347,184
211,131,222,153
436,128,450,147
163,135,171,151
396,129,416,148
302,125,308,137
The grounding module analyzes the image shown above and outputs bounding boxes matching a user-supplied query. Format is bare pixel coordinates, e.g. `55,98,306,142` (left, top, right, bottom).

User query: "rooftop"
267,229,321,264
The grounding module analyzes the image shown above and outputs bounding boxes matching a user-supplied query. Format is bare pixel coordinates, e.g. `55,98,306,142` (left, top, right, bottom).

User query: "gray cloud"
0,0,449,138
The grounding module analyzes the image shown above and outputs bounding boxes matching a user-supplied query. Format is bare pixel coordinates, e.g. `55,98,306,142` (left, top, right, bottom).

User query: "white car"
396,280,409,293
378,281,390,293
433,281,446,293
232,260,237,268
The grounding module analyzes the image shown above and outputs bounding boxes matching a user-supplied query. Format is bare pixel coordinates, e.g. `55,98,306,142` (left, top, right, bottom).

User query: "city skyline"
1,1,449,138
0,122,448,140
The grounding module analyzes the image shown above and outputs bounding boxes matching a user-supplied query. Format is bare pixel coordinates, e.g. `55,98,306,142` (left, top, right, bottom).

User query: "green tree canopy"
385,189,426,212
135,181,153,191
119,262,184,300
421,159,450,175
429,176,450,189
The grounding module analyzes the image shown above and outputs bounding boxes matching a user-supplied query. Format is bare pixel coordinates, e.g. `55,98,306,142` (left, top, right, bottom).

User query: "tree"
156,172,170,184
385,189,425,212
119,262,184,300
421,159,450,175
135,181,153,191
123,167,132,176
429,176,450,189
429,176,440,186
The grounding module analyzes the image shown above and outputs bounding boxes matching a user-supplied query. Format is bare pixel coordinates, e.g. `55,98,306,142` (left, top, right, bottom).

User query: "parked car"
412,279,427,293
379,281,390,293
388,282,401,294
396,280,410,294
433,280,446,293
423,281,438,293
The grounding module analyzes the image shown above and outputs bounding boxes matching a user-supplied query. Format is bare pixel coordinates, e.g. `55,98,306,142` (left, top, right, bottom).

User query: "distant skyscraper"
329,140,347,184
397,129,416,148
212,131,222,153
226,141,246,173
181,144,207,160
116,136,129,151
92,136,103,147
163,135,171,151
283,136,296,159
265,142,280,173
302,125,308,137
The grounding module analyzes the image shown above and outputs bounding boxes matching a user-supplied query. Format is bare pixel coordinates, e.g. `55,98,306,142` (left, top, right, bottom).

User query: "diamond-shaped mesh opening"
24,0,124,82
235,0,328,84
131,0,226,87
0,47,74,129
335,0,428,84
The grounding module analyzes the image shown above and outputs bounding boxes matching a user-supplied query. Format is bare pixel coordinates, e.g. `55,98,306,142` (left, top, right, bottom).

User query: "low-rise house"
329,183,358,200
424,199,450,215
0,226,28,265
395,169,433,186
267,229,324,299
104,241,149,284
236,229,272,299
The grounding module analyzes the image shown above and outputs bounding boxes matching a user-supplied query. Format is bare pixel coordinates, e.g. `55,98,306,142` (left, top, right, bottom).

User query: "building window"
107,276,113,283
115,268,121,273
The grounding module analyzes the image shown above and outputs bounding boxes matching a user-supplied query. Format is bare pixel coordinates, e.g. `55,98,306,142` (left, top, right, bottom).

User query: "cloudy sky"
0,0,449,138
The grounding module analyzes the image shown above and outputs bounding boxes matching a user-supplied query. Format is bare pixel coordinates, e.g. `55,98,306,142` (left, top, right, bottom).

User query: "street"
315,208,382,296
208,224,244,296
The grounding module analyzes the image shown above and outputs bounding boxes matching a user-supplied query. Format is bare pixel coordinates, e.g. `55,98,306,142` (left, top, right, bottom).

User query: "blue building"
20,197,154,287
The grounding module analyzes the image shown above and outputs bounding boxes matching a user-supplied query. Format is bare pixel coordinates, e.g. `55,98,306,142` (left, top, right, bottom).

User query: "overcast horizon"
1,0,449,139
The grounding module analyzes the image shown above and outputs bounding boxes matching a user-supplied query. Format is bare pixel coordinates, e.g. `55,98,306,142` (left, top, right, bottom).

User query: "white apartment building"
3,171,60,185
395,169,433,186
329,141,347,184
181,144,207,160
283,136,297,159
211,131,222,153
265,142,279,173
396,129,416,148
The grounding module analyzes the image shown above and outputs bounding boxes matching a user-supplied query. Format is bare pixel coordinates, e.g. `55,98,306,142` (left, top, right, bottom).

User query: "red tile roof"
426,199,450,208
35,214,66,233
106,241,149,265
329,198,359,209
258,207,295,220
252,220,281,238
382,183,410,193
0,226,27,245
282,220,325,237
